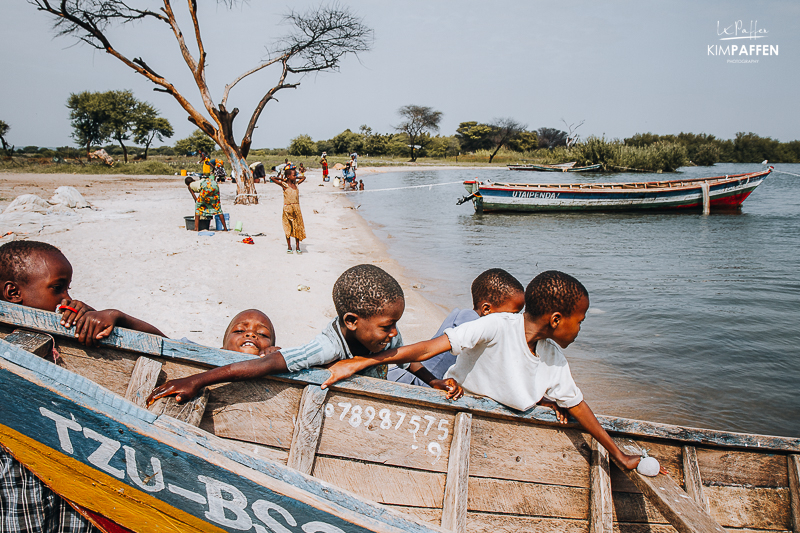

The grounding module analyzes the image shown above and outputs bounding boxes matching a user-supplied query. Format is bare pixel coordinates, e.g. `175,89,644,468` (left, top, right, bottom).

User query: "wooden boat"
507,163,604,172
1,301,799,533
461,168,772,213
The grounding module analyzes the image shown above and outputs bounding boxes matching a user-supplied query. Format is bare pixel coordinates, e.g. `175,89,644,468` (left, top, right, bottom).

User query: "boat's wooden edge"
2,302,798,454
0,339,448,533
480,168,772,190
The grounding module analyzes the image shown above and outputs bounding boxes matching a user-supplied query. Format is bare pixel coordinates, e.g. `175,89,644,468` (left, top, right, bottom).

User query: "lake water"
351,163,800,438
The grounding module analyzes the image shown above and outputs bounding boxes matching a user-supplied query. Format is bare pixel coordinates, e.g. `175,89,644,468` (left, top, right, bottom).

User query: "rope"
233,180,465,199
772,170,800,177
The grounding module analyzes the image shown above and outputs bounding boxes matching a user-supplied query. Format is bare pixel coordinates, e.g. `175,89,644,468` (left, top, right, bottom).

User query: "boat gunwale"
465,169,771,194
1,301,798,454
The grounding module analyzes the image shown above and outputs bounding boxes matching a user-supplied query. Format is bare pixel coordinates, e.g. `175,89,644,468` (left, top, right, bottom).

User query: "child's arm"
147,352,289,405
407,363,464,400
567,400,645,470
296,175,307,185
72,310,166,346
322,335,452,389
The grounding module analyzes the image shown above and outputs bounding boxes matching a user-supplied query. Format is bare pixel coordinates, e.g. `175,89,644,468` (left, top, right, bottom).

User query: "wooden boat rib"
1,302,799,533
507,163,603,172
463,168,772,213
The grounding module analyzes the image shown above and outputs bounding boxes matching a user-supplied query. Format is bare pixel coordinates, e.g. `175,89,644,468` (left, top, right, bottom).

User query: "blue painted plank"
0,302,162,355
161,339,254,368
0,346,443,533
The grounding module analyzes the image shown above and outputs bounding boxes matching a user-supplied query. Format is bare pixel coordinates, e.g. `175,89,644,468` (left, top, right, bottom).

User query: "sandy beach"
0,168,450,349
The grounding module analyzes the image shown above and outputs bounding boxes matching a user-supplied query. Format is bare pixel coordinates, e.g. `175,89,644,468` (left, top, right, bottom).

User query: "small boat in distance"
459,167,772,213
508,162,603,172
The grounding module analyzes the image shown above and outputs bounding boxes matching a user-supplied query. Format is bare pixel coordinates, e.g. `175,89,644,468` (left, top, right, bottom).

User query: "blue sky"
2,1,798,149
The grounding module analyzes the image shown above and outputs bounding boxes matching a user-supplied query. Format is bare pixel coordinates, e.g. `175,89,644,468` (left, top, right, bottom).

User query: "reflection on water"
354,164,800,437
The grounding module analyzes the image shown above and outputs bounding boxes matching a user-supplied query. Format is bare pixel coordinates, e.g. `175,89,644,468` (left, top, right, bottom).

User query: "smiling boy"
222,309,277,356
148,264,462,405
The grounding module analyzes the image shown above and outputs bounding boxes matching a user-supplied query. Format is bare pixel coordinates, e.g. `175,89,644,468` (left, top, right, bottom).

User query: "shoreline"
0,168,449,348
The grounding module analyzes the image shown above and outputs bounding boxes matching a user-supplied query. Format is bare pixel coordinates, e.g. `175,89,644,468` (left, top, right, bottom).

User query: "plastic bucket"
180,169,187,176
214,213,230,231
333,177,341,187
184,216,211,231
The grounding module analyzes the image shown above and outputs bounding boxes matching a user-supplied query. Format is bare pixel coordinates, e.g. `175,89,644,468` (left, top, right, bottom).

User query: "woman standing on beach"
186,175,228,231
271,166,307,254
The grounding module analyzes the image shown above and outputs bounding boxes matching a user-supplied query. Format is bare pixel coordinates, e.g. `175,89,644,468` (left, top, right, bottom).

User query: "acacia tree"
105,90,140,163
395,105,442,161
32,1,372,204
133,104,173,160
487,118,527,163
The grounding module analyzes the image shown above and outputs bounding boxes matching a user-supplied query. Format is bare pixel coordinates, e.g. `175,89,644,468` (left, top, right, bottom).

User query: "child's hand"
259,346,281,357
538,398,569,424
58,299,94,329
429,378,464,400
321,359,364,389
618,453,643,471
147,377,202,406
73,309,120,346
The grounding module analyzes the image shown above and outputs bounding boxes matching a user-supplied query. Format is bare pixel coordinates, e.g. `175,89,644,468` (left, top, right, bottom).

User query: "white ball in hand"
637,456,660,477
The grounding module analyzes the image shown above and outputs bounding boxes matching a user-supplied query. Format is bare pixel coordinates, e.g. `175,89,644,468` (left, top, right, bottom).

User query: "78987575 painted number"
324,401,450,462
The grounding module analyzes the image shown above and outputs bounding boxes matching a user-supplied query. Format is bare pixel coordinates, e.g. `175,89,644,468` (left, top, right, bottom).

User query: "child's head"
0,240,73,312
222,309,276,356
525,270,589,348
471,268,525,316
185,176,195,186
332,264,405,353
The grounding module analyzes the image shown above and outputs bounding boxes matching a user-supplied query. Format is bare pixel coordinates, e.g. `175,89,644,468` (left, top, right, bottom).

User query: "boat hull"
508,163,603,172
464,169,770,213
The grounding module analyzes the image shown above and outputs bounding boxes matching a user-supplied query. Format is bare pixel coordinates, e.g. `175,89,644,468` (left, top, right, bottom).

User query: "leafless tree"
31,0,372,204
487,118,527,163
562,118,585,148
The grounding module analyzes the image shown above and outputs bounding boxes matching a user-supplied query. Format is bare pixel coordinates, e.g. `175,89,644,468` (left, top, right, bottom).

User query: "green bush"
288,134,316,156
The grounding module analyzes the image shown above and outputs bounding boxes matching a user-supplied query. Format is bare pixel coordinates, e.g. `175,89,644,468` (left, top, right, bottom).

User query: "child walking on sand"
271,166,306,254
389,268,524,386
324,270,656,472
147,264,462,405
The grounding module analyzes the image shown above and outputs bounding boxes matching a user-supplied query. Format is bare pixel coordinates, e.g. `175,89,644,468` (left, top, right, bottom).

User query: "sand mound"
50,186,92,209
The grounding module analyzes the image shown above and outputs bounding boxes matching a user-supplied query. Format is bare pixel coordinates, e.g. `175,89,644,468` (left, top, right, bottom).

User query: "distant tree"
133,103,174,160
455,121,494,152
537,127,568,149
315,139,333,155
174,129,216,155
33,1,373,204
395,105,442,161
507,131,538,152
104,90,141,163
288,134,316,156
487,118,527,163
0,120,10,153
67,91,112,156
331,129,363,155
691,143,720,166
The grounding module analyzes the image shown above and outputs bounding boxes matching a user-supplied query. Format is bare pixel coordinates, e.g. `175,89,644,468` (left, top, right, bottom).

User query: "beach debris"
198,231,215,236
297,285,311,292
49,187,91,209
3,195,52,214
412,283,425,289
89,148,114,166
242,237,254,245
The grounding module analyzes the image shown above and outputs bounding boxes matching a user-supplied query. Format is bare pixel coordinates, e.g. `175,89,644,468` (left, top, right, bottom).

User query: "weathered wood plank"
161,338,252,368
705,485,791,530
149,388,209,427
311,456,446,508
385,505,442,525
590,439,612,533
467,477,588,519
611,490,669,523
200,379,304,450
469,415,591,487
611,443,727,533
614,524,676,533
466,512,588,533
124,356,163,408
696,447,788,487
5,329,53,358
0,302,161,355
287,385,328,474
790,455,800,533
441,412,471,533
316,391,455,472
682,446,709,513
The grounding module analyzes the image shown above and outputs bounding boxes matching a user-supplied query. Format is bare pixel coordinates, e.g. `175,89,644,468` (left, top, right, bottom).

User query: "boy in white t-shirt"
323,270,647,471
